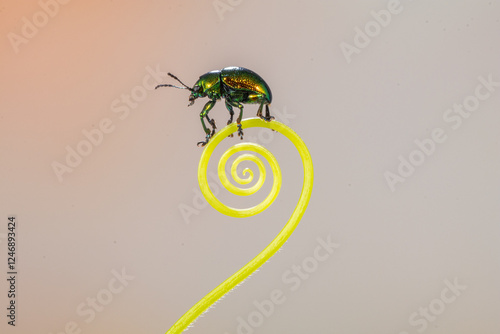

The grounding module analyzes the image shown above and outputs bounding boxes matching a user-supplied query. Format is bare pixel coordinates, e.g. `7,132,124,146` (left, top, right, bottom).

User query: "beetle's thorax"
196,70,222,100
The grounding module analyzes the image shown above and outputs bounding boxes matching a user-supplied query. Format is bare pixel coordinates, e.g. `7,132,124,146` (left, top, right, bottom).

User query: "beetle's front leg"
198,100,216,147
205,114,216,135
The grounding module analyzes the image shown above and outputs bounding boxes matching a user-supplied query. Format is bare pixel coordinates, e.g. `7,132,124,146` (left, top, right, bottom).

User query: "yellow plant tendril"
166,118,314,334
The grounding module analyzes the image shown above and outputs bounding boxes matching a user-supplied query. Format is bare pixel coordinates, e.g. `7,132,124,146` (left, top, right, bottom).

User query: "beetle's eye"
193,85,201,93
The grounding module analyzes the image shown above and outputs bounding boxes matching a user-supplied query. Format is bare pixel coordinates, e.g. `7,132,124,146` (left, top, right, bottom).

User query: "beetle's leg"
257,103,275,132
265,104,274,121
200,100,216,135
236,106,244,139
257,103,274,122
226,99,244,139
198,100,216,146
205,114,216,136
256,103,263,118
225,100,235,125
197,133,212,147
224,100,235,137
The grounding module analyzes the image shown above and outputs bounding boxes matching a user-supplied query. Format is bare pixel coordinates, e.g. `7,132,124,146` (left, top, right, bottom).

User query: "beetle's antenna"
155,73,193,92
168,73,193,90
155,83,189,90
155,73,194,91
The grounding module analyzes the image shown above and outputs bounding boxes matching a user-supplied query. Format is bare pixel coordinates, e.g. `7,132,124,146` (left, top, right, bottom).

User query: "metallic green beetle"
156,66,273,146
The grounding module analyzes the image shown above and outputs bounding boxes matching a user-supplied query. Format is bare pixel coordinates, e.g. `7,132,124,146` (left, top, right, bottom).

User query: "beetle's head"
188,83,206,106
155,72,201,106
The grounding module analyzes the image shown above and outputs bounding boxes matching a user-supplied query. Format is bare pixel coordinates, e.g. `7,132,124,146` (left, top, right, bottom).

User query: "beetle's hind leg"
256,102,263,119
265,104,274,121
257,103,274,122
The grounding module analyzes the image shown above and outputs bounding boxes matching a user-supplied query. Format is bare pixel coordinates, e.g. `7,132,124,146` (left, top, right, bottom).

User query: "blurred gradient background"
1,0,499,333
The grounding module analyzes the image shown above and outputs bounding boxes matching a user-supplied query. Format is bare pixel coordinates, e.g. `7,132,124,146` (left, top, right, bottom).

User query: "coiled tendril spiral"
167,118,314,334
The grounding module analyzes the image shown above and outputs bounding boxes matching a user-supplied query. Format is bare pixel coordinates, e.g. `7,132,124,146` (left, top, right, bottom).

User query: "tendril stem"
166,118,313,334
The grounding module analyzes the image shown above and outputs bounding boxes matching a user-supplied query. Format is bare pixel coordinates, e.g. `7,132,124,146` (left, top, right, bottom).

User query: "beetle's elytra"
156,66,273,147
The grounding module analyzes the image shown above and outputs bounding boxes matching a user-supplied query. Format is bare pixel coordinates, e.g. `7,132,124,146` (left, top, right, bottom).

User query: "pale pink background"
1,1,499,333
